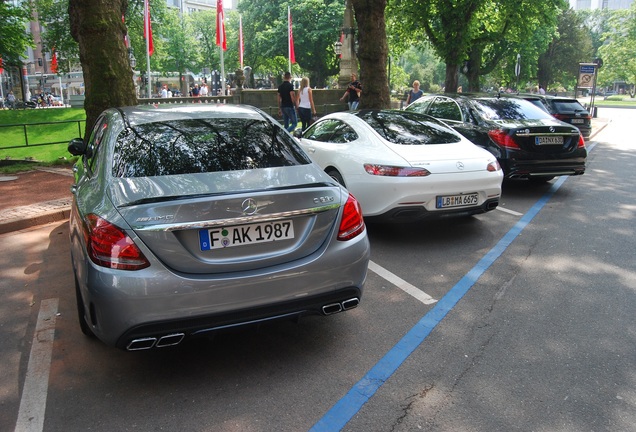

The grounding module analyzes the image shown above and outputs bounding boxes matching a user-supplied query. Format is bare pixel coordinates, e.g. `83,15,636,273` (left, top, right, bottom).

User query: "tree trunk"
444,64,459,93
69,0,137,137
351,0,390,109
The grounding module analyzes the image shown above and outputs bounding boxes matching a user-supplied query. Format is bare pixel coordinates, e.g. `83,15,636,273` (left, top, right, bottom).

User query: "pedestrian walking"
296,77,316,131
6,91,16,109
405,80,423,105
278,71,298,132
340,73,362,110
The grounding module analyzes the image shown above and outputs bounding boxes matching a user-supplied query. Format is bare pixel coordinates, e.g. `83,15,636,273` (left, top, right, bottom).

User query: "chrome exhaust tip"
322,303,343,315
156,333,185,348
341,297,360,311
126,337,157,351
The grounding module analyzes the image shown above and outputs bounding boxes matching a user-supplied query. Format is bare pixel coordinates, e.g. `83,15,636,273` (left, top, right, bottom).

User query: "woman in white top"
296,77,316,131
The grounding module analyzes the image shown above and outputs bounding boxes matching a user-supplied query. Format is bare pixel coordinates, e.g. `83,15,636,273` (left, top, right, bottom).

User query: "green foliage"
35,0,79,73
0,1,34,66
238,0,343,87
597,4,636,94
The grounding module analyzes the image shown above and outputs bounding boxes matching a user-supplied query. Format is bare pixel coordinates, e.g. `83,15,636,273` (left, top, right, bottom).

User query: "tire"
326,169,346,188
74,274,95,337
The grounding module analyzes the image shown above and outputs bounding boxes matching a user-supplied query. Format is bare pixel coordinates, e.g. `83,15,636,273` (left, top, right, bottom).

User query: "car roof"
112,104,270,126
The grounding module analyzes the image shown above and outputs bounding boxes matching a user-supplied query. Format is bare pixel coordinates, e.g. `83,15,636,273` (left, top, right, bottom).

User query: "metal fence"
0,120,86,150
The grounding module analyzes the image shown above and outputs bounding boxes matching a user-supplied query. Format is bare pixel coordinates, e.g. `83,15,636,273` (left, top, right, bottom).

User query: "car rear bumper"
74,232,370,350
367,197,500,223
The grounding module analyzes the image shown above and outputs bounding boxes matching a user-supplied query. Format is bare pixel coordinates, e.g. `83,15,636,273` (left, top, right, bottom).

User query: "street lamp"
334,40,342,57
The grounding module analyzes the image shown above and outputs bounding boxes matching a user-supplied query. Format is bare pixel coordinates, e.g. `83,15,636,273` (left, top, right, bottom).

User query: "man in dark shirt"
278,72,298,132
340,73,362,110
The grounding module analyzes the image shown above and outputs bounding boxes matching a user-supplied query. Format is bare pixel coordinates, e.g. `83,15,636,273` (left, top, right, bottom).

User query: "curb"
0,198,72,234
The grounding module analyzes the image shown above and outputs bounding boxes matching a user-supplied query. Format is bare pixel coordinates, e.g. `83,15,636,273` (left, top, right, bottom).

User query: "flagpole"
288,6,292,74
220,47,225,95
146,33,151,97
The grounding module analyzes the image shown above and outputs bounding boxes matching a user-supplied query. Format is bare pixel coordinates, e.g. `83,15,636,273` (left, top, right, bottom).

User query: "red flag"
144,0,154,56
288,7,296,64
339,32,344,58
239,15,244,68
51,49,58,74
122,14,130,48
0,57,3,75
216,0,227,51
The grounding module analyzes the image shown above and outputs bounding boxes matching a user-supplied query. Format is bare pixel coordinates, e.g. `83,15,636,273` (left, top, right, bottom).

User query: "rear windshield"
552,100,588,113
474,99,553,121
112,118,311,177
355,110,461,145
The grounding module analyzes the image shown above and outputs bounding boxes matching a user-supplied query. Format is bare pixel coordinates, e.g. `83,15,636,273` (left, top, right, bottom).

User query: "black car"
512,94,592,139
405,94,587,182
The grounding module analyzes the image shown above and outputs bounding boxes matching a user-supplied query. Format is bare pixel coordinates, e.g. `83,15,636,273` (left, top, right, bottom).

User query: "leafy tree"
237,0,343,87
35,0,79,74
0,1,34,66
597,4,636,97
537,7,594,91
390,0,565,93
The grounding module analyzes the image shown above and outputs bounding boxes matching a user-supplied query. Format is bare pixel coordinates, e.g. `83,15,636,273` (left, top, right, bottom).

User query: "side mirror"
67,138,86,156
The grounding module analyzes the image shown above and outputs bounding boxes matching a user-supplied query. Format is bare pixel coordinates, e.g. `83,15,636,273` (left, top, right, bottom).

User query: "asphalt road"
1,109,634,432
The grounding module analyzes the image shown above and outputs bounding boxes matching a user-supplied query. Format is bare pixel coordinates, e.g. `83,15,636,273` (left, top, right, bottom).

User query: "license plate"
571,118,584,124
199,220,294,251
436,193,478,209
535,136,564,145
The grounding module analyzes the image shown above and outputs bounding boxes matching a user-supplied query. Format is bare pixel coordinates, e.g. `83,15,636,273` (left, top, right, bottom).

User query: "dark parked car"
68,104,370,350
513,94,592,139
405,94,587,182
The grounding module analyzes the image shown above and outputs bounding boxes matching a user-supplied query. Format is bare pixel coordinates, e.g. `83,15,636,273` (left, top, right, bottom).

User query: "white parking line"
15,298,58,432
496,206,524,217
368,261,437,305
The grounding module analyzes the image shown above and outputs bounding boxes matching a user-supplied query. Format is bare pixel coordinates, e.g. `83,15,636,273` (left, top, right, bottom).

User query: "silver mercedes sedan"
68,104,370,350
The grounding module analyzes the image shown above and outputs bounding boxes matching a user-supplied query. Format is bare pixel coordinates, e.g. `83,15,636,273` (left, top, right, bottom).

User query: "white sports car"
296,110,503,222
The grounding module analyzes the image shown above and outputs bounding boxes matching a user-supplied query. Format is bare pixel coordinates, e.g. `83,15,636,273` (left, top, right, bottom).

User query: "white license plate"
199,220,294,251
535,136,564,145
571,118,585,124
436,193,478,209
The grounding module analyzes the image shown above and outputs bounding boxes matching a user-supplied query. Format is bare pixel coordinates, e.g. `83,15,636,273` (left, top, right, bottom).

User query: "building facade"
569,0,633,10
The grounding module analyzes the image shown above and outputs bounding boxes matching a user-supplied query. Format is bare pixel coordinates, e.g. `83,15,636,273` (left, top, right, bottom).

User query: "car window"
112,118,312,177
330,121,358,143
405,97,433,114
356,110,461,145
472,98,553,121
552,100,588,113
86,115,109,173
427,98,462,122
304,119,341,142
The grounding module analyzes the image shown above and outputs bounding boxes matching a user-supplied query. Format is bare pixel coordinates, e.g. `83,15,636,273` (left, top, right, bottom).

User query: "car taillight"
83,214,150,270
364,164,430,177
488,130,520,149
487,160,501,172
338,194,365,241
577,133,586,148
553,113,568,121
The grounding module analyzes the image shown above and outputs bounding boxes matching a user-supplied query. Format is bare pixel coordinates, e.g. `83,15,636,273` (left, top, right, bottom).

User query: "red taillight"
83,214,150,270
338,194,365,241
363,164,430,177
553,113,568,121
577,133,586,148
488,129,520,149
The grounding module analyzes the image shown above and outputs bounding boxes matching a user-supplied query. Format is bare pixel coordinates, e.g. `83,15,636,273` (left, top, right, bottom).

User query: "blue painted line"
310,175,569,432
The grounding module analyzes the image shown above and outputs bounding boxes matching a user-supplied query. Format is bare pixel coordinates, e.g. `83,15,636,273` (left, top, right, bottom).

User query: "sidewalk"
0,117,612,234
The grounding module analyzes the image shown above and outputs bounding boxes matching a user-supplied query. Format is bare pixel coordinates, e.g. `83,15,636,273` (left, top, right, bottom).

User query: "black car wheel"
327,169,346,187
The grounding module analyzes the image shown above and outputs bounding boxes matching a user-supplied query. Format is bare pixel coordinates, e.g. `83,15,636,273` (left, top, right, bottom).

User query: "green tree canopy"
0,1,34,66
597,4,636,96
